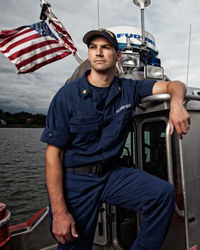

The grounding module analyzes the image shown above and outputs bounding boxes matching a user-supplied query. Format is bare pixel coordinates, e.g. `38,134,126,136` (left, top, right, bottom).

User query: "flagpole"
74,51,84,64
40,0,83,64
186,24,192,87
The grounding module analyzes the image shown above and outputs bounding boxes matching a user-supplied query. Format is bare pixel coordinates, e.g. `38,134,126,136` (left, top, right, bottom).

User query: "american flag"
43,3,82,64
45,8,77,54
0,21,77,74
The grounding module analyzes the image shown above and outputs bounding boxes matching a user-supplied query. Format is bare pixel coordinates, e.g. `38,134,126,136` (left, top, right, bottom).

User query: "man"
41,28,190,250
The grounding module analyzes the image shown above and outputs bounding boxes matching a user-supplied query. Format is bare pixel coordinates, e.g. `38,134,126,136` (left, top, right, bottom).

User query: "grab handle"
165,122,185,217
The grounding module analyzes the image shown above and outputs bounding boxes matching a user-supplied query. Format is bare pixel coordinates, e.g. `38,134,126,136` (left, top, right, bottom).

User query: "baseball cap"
83,28,119,51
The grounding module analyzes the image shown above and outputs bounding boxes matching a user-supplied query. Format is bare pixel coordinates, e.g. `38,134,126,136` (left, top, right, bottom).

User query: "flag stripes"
0,21,73,74
50,20,77,53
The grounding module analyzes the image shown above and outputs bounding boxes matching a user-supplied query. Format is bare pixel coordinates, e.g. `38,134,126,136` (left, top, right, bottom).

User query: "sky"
0,0,200,114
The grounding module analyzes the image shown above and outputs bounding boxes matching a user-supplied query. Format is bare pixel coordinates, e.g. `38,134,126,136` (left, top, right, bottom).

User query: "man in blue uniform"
41,29,191,250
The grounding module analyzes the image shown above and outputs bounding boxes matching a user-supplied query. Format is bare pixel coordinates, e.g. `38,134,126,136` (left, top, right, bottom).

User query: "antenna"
97,0,100,29
133,0,151,46
186,24,192,86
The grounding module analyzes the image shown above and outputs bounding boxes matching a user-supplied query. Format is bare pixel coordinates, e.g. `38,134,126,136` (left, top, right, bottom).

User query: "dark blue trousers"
49,166,175,250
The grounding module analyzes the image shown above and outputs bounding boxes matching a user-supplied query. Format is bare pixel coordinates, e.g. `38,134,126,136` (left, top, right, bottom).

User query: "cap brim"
83,30,108,45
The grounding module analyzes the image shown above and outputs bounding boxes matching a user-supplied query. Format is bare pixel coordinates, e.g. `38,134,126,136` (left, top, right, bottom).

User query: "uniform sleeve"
133,79,157,107
138,79,156,98
40,89,72,149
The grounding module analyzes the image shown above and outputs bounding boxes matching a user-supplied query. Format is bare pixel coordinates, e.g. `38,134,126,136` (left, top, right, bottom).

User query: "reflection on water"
0,127,48,225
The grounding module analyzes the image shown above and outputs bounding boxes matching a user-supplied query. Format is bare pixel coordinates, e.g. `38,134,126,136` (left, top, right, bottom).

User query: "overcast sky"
0,0,200,114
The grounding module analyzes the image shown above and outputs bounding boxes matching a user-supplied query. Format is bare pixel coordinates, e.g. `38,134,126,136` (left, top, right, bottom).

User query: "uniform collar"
80,70,121,101
80,70,92,99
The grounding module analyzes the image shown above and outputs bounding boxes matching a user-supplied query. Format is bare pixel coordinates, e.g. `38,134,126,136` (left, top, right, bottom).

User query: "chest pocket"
70,117,99,134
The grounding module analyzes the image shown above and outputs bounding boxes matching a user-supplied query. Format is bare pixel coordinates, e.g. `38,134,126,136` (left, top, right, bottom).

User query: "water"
0,127,48,225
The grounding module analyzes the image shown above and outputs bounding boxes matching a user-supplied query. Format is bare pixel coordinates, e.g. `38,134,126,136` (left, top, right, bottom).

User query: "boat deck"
40,244,104,250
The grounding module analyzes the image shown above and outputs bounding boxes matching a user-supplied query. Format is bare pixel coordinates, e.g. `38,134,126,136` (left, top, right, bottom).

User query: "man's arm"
46,144,78,244
152,80,191,139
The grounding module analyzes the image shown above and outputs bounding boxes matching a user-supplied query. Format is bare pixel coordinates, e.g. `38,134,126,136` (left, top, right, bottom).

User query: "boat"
1,0,200,249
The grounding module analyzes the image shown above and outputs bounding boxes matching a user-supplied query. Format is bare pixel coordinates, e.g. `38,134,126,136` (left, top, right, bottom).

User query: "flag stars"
41,29,46,36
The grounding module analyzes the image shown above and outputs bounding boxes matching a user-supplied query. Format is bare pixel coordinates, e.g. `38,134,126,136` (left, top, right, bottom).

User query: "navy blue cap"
83,28,119,51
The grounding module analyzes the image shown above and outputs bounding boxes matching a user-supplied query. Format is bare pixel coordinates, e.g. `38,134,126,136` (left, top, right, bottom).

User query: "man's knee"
159,181,175,208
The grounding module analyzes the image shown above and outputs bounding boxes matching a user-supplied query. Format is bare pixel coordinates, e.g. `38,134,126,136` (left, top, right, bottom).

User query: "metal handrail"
141,94,171,103
165,122,185,218
183,94,200,105
141,93,200,104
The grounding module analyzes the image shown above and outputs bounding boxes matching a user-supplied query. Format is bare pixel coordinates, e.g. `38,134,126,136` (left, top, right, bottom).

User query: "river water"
0,127,48,225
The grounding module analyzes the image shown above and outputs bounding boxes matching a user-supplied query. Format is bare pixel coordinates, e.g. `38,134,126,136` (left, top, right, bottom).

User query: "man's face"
88,36,121,73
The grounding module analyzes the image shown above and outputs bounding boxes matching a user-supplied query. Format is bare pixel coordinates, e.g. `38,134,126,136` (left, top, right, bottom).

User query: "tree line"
0,109,46,127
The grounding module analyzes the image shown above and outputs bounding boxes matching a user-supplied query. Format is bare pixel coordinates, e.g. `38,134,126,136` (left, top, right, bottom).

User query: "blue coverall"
41,70,175,250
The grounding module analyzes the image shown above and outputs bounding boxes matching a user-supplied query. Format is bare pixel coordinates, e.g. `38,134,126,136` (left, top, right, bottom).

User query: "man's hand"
53,211,78,244
45,144,79,244
169,99,191,139
152,80,191,139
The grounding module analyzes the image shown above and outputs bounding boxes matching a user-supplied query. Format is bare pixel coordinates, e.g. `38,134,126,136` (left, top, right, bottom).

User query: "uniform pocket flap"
70,117,99,133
